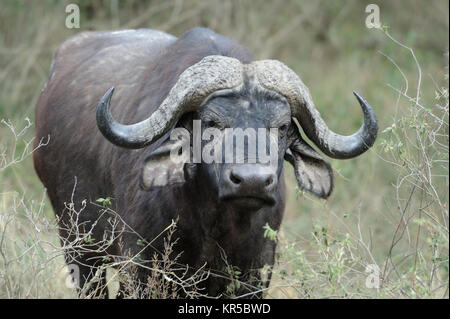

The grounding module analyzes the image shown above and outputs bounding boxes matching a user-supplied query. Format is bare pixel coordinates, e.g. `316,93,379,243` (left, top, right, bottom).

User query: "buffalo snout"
220,164,277,210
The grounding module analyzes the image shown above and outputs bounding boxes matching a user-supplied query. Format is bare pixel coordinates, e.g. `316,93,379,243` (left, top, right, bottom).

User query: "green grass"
0,0,448,298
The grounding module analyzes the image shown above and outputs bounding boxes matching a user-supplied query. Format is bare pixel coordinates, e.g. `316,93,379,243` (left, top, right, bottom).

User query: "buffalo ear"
284,126,333,199
141,138,189,189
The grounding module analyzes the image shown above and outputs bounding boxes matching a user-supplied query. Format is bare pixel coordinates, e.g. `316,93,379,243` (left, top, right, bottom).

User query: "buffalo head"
96,56,378,212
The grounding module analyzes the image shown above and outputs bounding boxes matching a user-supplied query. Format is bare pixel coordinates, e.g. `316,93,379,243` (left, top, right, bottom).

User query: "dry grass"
0,0,448,298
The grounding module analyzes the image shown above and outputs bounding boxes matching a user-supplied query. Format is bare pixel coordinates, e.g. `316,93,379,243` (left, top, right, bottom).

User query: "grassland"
0,0,448,298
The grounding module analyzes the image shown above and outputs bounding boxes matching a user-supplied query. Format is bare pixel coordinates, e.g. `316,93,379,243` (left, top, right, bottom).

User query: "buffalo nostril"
229,172,242,185
265,176,274,187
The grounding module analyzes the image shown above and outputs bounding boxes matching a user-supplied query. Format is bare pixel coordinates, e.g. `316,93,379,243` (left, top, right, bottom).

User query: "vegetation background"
0,0,448,298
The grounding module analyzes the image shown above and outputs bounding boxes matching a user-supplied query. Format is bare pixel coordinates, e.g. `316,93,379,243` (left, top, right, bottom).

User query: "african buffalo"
33,27,377,298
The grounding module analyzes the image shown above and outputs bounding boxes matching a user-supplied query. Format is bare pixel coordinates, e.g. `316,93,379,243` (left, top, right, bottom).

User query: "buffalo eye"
205,120,221,129
278,123,289,137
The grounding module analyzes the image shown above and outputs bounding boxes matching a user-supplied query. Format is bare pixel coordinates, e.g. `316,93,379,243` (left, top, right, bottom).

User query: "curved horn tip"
352,91,377,121
97,87,115,110
97,87,115,119
104,86,115,102
353,91,368,107
353,90,378,144
96,87,117,135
